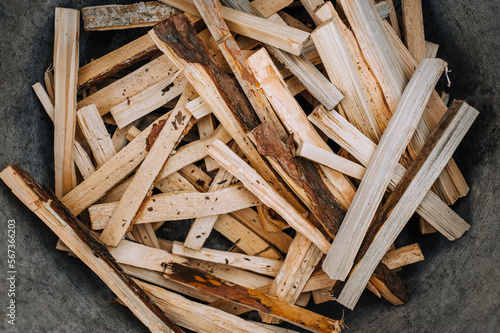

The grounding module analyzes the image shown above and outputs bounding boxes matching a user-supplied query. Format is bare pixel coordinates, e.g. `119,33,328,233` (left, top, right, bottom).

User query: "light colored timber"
323,59,446,281
77,55,175,116
192,0,289,140
337,100,478,309
277,12,313,32
425,41,439,58
381,243,424,269
401,0,426,62
112,120,141,152
197,115,219,171
375,1,391,19
100,90,193,247
299,0,325,25
77,34,158,90
44,69,55,103
76,104,117,168
82,2,182,31
110,71,188,128
386,0,401,38
130,224,161,248
90,184,261,229
159,0,310,55
136,279,275,333
296,141,366,180
157,170,199,193
32,83,55,120
208,139,331,254
0,165,182,332
177,164,213,191
53,8,79,197
98,177,134,204
185,96,213,119
73,141,96,179
309,106,471,241
251,0,293,18
126,126,143,142
172,241,283,276
311,18,382,142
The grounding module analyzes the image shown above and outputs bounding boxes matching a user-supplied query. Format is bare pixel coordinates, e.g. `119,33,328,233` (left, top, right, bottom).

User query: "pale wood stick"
112,120,141,152
156,171,199,193
110,72,188,128
208,139,331,253
82,2,182,31
77,55,174,116
90,183,260,228
0,165,182,333
323,58,446,281
53,8,79,198
197,115,219,171
98,177,134,204
76,104,117,168
251,0,293,18
296,142,366,180
101,89,195,246
130,224,161,248
375,1,392,19
278,11,313,32
401,0,426,62
158,0,311,55
185,96,213,120
73,141,96,179
299,0,325,25
177,164,212,191
425,41,439,58
32,83,55,121
172,241,283,276
337,100,478,309
44,69,55,103
136,279,275,333
385,0,401,38
381,243,424,270
78,34,158,90
309,106,470,241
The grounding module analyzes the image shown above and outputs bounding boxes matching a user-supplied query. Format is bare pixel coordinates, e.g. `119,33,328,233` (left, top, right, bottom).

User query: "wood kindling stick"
100,88,196,247
309,106,470,241
322,58,447,281
401,0,426,62
197,115,219,171
251,0,293,18
0,165,183,333
208,139,331,254
163,263,343,333
53,7,79,198
385,0,401,38
73,141,96,179
337,100,478,309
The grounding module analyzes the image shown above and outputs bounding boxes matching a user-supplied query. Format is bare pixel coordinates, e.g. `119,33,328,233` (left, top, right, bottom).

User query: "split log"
401,0,426,62
0,164,182,333
337,100,478,309
322,58,447,281
53,7,79,197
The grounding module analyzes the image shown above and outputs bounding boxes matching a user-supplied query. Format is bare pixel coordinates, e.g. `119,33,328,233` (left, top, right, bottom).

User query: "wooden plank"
78,34,158,90
73,141,96,179
208,139,331,253
251,0,293,18
425,41,439,58
186,96,213,120
172,241,283,276
197,115,219,171
322,59,446,281
401,0,426,62
130,224,161,248
158,0,311,55
296,142,366,180
112,120,141,152
309,106,470,241
82,2,182,31
337,100,478,309
53,7,79,197
381,243,424,270
0,165,182,333
44,69,55,103
76,104,117,168
90,184,261,229
32,82,55,120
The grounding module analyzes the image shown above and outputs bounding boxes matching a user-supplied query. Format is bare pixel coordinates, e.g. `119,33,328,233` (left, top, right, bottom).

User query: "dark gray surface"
0,0,498,332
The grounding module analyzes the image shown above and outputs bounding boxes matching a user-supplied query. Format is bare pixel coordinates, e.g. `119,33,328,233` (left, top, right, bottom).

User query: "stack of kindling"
3,0,479,332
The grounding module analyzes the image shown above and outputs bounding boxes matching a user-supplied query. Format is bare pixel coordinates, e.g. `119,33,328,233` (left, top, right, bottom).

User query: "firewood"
322,58,446,281
81,2,183,31
197,115,219,171
185,96,213,120
385,0,401,38
32,83,55,120
130,224,161,248
251,0,293,18
44,69,55,103
401,0,426,62
299,0,325,25
277,12,313,32
337,100,478,309
309,106,471,241
53,8,79,197
73,141,96,179
0,165,183,333
425,41,440,58
112,120,142,152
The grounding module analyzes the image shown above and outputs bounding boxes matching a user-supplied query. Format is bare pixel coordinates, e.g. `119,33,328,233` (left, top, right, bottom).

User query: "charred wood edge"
153,14,260,131
3,164,183,333
164,262,343,333
252,122,345,237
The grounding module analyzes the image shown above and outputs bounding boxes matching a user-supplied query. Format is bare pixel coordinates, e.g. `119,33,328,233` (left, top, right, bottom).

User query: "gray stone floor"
0,0,498,332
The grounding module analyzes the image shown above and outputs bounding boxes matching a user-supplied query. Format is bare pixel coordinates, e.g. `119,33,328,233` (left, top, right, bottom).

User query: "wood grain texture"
401,0,426,62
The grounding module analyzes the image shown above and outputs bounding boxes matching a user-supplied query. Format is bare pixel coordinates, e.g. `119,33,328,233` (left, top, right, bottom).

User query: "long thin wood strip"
76,104,117,168
385,0,401,38
299,0,324,25
78,34,158,90
164,263,343,332
130,224,161,248
172,241,283,276
208,139,331,253
401,0,426,62
82,2,181,31
425,41,439,58
296,142,366,180
251,0,293,18
73,141,96,179
112,119,142,152
136,279,274,333
32,83,55,120
337,100,478,309
159,0,311,55
309,106,470,241
90,183,261,228
44,70,55,103
0,165,182,333
323,58,446,281
53,8,79,197
197,115,219,171
100,88,196,246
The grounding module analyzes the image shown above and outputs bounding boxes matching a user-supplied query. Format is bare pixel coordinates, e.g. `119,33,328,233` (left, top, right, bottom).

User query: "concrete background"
0,0,498,332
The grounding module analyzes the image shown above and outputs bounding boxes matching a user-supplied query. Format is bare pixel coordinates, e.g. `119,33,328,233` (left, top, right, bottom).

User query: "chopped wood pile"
2,0,480,332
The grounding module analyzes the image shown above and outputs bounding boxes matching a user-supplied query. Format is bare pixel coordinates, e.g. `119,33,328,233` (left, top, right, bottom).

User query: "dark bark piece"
154,14,260,131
